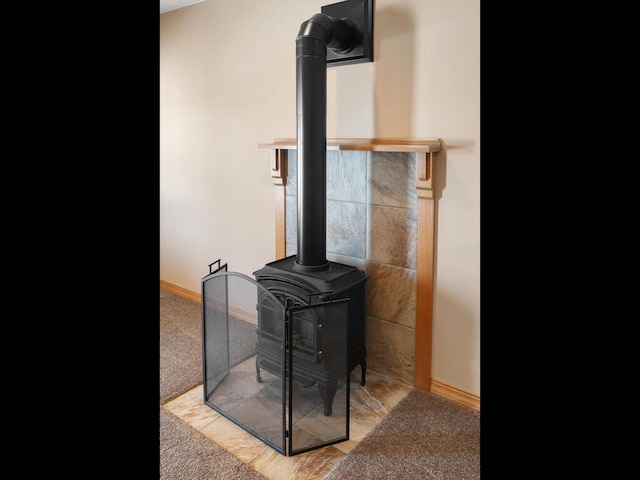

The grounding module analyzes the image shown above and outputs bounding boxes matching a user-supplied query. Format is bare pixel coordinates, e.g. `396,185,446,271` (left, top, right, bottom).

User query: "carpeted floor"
160,287,270,480
160,406,269,480
324,388,480,479
160,287,480,479
160,289,256,404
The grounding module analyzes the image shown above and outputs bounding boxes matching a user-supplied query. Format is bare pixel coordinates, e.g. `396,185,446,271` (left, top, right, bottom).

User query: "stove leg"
256,355,263,383
360,359,366,386
318,381,338,416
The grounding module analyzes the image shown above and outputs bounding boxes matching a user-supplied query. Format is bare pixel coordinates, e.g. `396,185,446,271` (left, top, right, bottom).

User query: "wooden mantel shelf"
259,137,441,153
259,137,440,394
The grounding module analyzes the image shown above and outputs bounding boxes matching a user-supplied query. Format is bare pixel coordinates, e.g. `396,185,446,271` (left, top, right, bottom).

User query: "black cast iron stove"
253,256,366,416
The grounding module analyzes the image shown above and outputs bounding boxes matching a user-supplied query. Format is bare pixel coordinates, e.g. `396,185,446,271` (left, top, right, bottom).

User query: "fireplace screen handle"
207,258,228,275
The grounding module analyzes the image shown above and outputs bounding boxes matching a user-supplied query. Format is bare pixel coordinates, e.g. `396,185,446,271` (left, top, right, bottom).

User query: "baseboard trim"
160,279,480,412
160,280,201,303
160,279,258,326
429,379,479,411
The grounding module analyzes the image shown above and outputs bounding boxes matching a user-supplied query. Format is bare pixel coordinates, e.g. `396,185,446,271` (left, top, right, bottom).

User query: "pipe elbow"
297,13,358,53
297,14,332,44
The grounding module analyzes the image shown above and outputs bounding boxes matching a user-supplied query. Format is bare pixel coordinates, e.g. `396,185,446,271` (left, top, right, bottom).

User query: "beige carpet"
325,388,480,479
160,288,256,404
160,287,269,480
160,406,269,480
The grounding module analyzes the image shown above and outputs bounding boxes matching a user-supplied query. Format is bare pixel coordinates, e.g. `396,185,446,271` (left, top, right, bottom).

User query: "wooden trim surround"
259,137,442,153
261,138,445,390
414,151,436,391
270,148,288,260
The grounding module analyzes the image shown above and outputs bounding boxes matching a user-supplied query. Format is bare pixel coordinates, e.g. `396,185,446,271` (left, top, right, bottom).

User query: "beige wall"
160,0,480,397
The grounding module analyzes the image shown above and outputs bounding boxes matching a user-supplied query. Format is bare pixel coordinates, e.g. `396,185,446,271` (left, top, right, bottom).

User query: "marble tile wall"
285,150,417,385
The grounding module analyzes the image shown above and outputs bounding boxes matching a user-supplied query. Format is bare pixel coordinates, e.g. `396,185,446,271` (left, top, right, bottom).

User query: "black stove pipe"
295,14,359,272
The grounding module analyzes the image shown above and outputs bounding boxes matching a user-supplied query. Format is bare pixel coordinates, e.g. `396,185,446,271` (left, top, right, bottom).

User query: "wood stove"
253,255,367,417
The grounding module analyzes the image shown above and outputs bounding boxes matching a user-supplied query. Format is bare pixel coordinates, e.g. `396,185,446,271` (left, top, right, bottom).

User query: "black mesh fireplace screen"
202,264,350,456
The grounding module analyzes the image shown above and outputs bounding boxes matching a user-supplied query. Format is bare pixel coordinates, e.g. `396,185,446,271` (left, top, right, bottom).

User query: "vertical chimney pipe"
294,14,358,272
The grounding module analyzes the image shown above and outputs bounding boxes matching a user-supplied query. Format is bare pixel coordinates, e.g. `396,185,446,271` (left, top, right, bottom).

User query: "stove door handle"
308,290,334,304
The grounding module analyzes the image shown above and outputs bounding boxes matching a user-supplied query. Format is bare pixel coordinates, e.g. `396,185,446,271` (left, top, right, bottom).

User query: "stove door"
202,270,287,455
288,298,350,456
